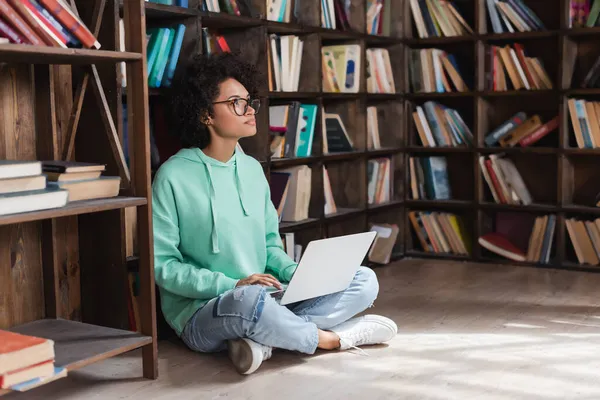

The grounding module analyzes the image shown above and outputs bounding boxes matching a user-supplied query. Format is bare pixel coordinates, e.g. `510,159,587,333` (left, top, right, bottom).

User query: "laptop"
269,231,377,306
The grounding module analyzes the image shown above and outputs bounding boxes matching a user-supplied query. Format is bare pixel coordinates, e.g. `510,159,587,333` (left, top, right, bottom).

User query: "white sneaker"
331,315,398,353
227,338,272,375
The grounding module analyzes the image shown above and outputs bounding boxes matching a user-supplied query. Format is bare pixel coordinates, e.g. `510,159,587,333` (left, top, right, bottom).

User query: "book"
0,330,54,376
479,232,526,262
0,187,68,216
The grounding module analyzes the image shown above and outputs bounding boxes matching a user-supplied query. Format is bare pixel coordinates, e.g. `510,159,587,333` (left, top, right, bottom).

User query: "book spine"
519,116,559,146
0,0,45,45
38,0,99,49
28,0,78,46
7,0,56,46
0,17,26,43
484,111,527,146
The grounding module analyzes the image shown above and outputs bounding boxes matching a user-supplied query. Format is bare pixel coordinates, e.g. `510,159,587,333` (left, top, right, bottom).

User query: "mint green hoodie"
151,146,297,335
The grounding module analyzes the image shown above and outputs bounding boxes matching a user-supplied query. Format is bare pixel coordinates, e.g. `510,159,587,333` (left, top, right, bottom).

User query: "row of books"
366,48,396,94
0,0,99,49
321,0,350,30
480,154,532,206
0,330,66,392
568,98,600,149
410,0,473,38
366,0,391,36
0,161,120,217
368,157,393,205
269,103,354,158
569,0,600,28
408,49,469,94
270,166,311,222
367,106,382,150
145,25,186,88
322,44,361,93
479,214,556,263
201,0,257,16
409,156,451,201
566,217,600,265
484,112,559,148
268,34,304,92
412,101,474,147
489,44,553,91
485,0,545,34
409,211,471,256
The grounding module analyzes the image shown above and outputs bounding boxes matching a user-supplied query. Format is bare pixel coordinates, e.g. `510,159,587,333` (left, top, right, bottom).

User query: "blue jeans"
180,266,379,355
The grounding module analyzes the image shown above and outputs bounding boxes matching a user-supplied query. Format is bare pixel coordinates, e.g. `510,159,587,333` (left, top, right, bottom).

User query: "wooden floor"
7,259,600,399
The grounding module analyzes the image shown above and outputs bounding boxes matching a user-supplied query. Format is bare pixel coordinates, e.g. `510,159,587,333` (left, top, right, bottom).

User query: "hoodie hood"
174,147,249,254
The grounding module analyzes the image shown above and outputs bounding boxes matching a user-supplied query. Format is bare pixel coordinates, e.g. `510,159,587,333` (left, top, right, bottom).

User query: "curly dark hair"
167,52,262,149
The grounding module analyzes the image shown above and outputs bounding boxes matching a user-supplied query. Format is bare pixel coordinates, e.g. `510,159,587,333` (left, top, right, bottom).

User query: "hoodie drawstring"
205,163,220,254
204,150,250,254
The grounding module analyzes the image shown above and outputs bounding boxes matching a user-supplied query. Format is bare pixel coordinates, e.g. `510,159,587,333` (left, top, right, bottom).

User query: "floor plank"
7,259,600,399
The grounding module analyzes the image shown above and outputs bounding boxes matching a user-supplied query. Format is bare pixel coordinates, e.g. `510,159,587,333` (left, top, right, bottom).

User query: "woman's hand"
236,274,282,289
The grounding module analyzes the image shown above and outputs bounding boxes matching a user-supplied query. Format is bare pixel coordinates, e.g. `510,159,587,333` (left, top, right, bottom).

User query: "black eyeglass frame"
212,97,261,116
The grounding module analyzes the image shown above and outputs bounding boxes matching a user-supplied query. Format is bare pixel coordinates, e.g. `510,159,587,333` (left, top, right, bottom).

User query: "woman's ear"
200,112,212,126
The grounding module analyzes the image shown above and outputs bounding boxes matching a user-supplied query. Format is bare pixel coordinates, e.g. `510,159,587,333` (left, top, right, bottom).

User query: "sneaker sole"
228,339,263,375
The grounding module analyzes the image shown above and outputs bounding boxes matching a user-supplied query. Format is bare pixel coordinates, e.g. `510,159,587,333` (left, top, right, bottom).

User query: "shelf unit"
0,0,157,395
134,0,600,272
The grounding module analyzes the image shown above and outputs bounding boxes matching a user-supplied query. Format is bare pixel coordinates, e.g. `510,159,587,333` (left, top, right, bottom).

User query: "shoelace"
339,328,375,357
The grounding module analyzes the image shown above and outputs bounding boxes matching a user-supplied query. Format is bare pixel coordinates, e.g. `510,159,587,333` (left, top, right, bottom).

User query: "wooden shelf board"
480,89,559,97
325,207,365,221
406,146,473,153
563,148,600,155
564,88,600,96
270,155,321,168
367,199,403,212
406,91,475,99
562,205,600,215
364,34,402,45
565,27,600,37
404,35,475,45
198,11,262,28
405,250,470,261
143,2,197,18
366,93,402,100
0,44,142,65
322,151,364,162
318,28,364,40
479,202,558,213
481,30,558,41
266,21,306,33
0,196,147,226
477,146,558,154
9,319,151,371
366,147,403,157
279,217,321,232
406,199,474,209
268,91,319,99
321,92,362,100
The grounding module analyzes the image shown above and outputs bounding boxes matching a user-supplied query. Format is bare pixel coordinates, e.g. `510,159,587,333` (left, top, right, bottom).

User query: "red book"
0,17,26,44
0,360,54,389
484,159,507,204
23,0,69,46
0,0,44,45
7,0,57,47
478,232,526,262
519,116,560,147
0,330,54,376
38,0,100,49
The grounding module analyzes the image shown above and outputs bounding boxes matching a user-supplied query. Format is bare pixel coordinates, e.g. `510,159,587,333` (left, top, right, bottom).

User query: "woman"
152,52,397,375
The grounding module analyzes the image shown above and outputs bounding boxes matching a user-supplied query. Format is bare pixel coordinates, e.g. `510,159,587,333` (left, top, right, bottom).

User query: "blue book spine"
29,0,81,47
575,100,594,148
163,24,186,88
176,0,189,7
423,101,447,146
429,156,451,200
295,104,317,157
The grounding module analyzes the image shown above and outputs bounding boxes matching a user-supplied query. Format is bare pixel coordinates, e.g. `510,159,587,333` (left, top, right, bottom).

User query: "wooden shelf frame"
0,0,158,394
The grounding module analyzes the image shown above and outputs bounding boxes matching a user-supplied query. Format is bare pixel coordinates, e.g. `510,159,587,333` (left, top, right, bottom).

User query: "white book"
0,188,68,216
270,35,282,91
0,161,41,180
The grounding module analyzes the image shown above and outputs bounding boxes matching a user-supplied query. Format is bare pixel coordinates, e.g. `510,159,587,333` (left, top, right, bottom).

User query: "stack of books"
368,157,392,205
43,161,120,202
322,44,361,93
269,166,311,223
566,217,600,265
485,0,545,33
269,102,317,158
366,48,396,93
409,211,470,256
412,101,473,147
145,24,186,88
409,0,473,38
0,0,99,49
0,330,66,392
479,214,556,263
568,98,600,149
0,161,68,217
479,154,532,206
408,49,469,93
489,44,553,91
484,112,559,147
409,156,451,201
268,34,304,92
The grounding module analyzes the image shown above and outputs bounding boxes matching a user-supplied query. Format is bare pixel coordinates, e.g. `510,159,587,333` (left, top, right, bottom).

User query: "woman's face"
208,78,258,141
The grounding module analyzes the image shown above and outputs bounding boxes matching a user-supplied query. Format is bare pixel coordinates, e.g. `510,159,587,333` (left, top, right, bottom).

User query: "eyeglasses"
212,97,261,116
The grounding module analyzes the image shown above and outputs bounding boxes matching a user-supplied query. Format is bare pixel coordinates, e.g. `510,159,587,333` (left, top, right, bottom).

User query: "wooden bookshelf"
0,0,157,395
